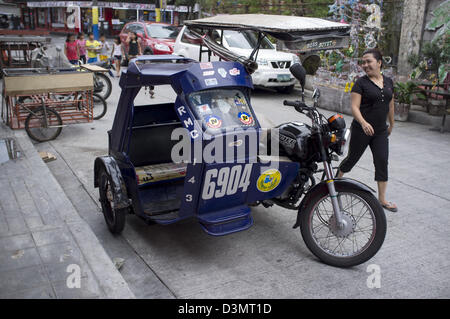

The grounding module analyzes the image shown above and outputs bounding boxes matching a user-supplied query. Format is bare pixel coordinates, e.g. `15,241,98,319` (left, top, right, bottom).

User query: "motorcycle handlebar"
283,100,309,113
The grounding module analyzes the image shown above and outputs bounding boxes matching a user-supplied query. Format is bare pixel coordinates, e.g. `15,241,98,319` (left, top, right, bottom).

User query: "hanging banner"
27,1,191,11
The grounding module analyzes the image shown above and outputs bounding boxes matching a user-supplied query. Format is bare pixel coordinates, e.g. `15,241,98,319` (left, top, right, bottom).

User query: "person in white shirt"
111,36,124,77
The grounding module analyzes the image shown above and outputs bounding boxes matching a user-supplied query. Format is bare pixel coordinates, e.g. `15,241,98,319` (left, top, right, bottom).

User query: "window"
147,24,179,39
181,27,202,45
189,89,256,133
223,30,274,50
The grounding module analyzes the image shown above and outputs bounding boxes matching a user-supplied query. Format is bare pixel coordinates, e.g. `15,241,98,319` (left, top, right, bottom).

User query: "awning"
184,14,351,52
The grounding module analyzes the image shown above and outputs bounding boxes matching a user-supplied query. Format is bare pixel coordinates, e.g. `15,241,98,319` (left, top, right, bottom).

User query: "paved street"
20,69,450,299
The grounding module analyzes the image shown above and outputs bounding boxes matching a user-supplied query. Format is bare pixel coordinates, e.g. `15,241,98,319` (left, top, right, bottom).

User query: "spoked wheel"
92,93,107,120
98,167,126,234
24,107,63,142
300,188,386,267
93,73,112,100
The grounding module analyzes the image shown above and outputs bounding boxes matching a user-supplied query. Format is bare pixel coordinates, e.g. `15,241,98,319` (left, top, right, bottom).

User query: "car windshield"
189,89,256,132
223,30,274,50
147,24,179,39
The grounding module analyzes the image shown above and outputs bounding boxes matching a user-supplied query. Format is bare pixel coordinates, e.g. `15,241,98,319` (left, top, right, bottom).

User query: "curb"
12,129,135,299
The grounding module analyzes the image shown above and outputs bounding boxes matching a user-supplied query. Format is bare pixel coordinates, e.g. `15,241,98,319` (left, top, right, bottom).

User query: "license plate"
277,74,291,82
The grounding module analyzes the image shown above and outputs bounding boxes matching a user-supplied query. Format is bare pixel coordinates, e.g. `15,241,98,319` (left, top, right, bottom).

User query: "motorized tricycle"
94,15,386,267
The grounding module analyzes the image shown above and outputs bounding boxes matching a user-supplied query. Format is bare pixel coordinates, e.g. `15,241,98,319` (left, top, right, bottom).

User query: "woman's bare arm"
351,92,374,136
388,98,395,135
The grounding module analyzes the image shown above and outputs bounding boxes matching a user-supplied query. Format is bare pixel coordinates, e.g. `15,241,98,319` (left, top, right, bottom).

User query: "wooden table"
422,89,450,133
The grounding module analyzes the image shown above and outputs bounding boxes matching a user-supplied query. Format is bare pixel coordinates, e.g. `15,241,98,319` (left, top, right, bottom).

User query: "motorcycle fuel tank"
277,122,312,160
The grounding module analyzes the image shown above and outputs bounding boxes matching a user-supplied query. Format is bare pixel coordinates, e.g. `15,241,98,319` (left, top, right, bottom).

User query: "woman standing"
126,32,141,61
64,33,79,65
337,49,397,212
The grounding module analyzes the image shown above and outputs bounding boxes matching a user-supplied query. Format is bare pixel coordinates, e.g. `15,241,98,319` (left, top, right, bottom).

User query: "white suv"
174,26,300,93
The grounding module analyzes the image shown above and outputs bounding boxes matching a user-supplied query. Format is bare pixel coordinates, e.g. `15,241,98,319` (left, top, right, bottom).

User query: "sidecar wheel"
98,167,126,234
299,188,386,268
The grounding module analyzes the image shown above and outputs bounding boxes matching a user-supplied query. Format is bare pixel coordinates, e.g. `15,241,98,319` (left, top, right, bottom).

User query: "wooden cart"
2,69,94,142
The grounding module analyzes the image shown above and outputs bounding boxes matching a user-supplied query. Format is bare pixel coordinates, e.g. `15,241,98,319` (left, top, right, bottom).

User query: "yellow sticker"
256,169,282,192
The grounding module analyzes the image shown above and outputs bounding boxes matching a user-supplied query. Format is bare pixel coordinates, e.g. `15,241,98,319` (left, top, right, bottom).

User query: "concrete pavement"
0,123,134,298
30,74,450,299
0,57,449,298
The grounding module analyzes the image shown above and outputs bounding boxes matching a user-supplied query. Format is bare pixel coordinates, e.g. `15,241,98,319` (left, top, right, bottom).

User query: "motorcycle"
31,44,112,101
266,63,387,267
93,55,386,268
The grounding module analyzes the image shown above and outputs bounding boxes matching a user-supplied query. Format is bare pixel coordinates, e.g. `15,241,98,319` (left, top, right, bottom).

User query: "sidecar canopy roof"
120,55,253,94
184,14,350,42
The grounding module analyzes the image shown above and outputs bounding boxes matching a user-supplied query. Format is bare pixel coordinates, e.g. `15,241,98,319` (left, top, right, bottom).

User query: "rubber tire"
276,85,295,94
92,93,107,120
98,167,126,235
94,73,112,101
299,187,387,268
25,107,63,142
143,47,153,55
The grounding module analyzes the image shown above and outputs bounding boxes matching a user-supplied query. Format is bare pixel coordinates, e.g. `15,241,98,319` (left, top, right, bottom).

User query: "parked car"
119,21,180,56
173,25,300,93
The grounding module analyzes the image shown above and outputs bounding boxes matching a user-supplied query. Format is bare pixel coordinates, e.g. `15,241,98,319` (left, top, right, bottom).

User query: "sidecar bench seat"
136,162,187,186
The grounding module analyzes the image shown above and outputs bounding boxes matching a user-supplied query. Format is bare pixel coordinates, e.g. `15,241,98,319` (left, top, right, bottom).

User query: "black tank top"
129,40,138,55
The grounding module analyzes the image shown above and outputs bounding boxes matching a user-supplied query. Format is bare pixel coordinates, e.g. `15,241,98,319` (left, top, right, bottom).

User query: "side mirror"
289,63,306,89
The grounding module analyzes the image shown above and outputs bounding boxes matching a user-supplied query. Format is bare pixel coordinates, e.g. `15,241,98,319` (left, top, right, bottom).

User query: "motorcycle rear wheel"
94,73,112,101
299,187,386,268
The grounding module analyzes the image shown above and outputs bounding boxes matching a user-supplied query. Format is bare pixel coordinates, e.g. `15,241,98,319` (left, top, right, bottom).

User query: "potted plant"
394,81,427,121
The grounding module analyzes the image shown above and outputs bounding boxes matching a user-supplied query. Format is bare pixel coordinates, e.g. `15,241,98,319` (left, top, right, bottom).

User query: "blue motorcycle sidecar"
94,55,299,235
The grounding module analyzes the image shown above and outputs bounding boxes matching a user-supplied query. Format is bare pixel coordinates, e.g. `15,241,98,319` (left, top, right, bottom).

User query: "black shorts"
113,55,122,62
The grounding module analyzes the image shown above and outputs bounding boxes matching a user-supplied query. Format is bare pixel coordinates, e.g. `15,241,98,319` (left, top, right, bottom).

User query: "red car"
119,21,180,56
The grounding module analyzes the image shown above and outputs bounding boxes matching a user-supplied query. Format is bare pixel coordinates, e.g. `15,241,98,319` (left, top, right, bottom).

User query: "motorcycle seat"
135,162,187,186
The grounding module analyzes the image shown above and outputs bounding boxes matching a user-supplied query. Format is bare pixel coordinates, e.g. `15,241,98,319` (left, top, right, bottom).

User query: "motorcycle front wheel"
299,187,386,268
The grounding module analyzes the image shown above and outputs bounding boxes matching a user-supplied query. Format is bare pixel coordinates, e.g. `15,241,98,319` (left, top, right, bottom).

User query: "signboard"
281,37,350,53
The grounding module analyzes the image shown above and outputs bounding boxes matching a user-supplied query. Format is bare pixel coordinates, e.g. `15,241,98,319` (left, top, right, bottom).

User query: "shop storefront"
21,1,196,36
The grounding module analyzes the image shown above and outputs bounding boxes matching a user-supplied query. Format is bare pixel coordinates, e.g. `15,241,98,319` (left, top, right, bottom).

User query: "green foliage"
394,81,426,104
409,37,450,83
425,0,450,42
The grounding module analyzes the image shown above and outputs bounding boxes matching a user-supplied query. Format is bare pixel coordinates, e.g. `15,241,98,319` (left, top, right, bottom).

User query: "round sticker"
256,169,282,192
238,112,253,125
205,115,222,129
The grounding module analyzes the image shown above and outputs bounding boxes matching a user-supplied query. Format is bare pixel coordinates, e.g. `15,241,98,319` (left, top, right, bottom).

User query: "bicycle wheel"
94,73,112,100
24,107,63,142
92,93,107,120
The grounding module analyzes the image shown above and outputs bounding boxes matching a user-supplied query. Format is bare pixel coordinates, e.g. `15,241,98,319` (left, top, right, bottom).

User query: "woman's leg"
338,126,371,178
115,59,120,76
370,132,397,210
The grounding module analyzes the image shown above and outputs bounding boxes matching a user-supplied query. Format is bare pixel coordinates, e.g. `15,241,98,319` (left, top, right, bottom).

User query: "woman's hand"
362,121,374,136
388,125,393,136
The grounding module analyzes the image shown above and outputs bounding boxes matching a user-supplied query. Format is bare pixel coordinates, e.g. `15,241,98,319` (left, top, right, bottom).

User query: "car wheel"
143,47,153,55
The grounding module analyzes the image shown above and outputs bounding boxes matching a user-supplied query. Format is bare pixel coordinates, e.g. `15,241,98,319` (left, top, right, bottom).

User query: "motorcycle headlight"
154,43,171,52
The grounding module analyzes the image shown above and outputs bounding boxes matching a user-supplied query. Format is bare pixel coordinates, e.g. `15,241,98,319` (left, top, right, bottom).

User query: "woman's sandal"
380,201,398,212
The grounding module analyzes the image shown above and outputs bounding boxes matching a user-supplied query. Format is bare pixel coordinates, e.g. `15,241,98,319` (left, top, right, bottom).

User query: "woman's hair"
66,33,75,42
363,48,383,67
77,32,84,39
131,32,138,39
87,32,94,37
115,36,121,44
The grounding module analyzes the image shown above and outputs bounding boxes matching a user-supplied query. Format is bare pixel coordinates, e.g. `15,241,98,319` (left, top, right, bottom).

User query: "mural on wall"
317,0,394,91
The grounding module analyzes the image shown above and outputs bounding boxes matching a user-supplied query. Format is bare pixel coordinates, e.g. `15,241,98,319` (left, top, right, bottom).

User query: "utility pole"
92,0,99,39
